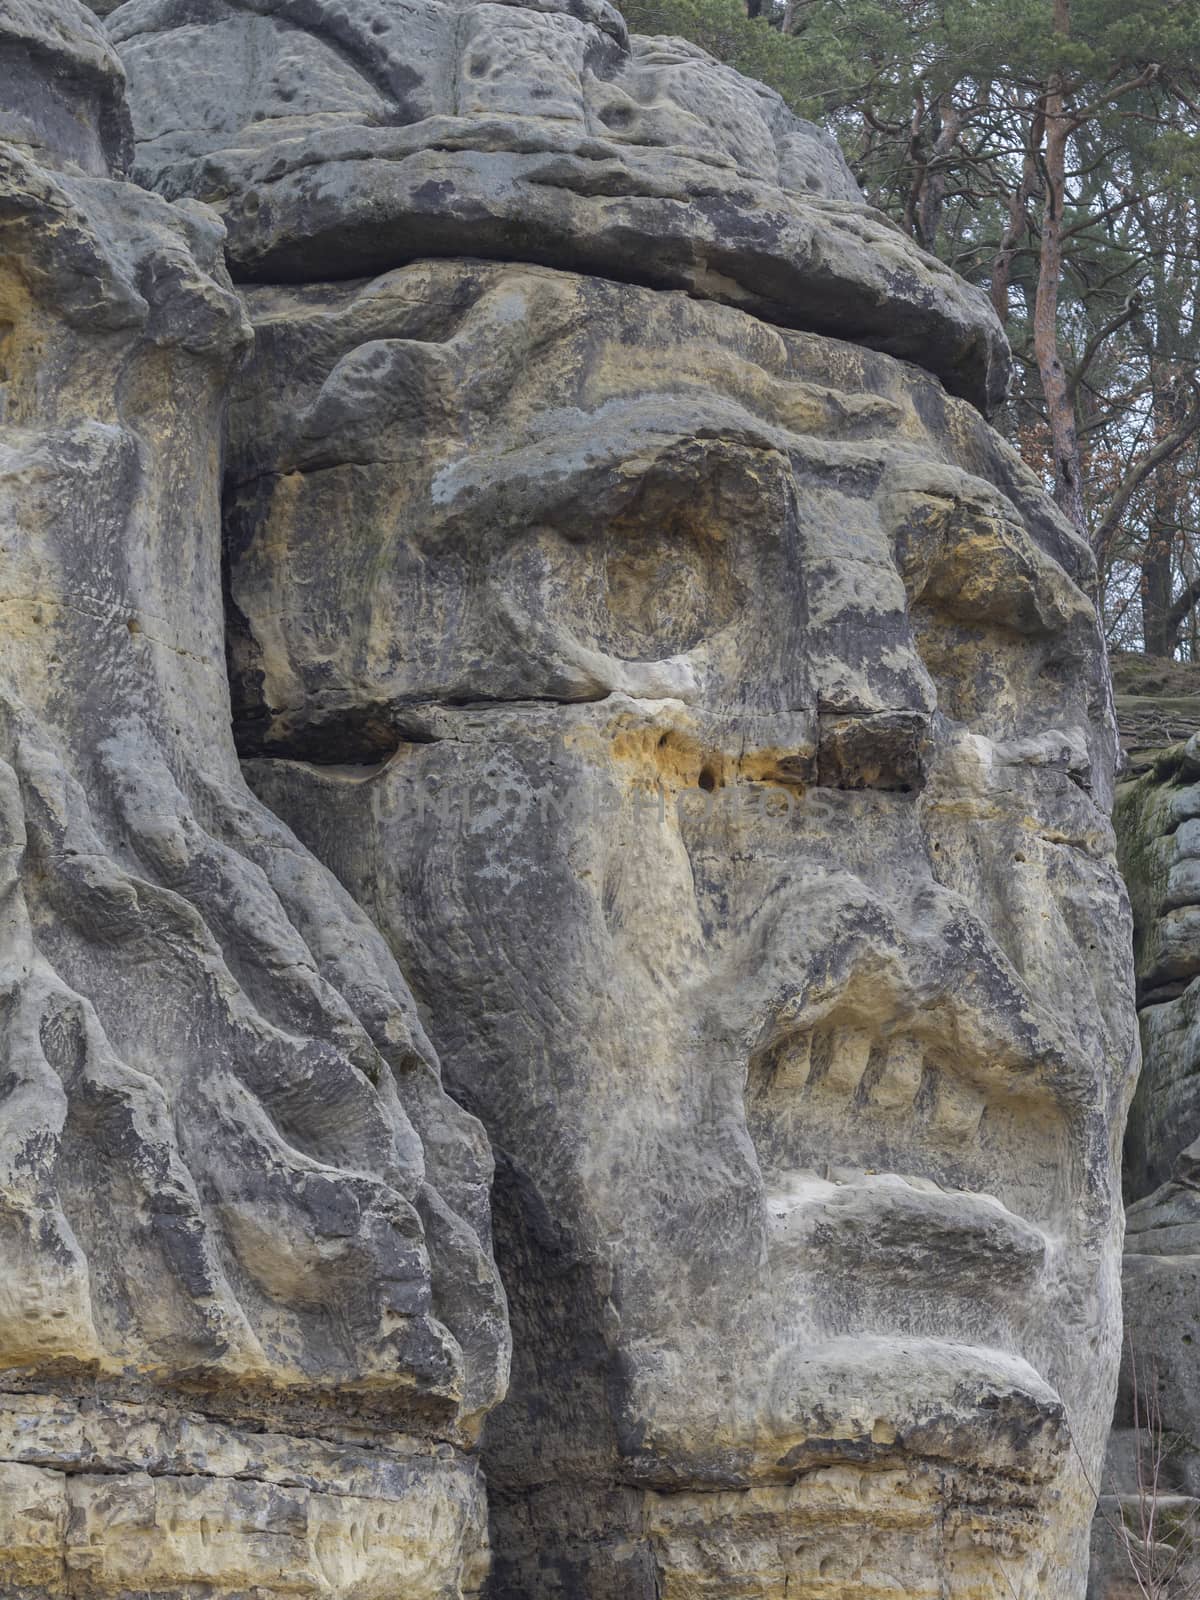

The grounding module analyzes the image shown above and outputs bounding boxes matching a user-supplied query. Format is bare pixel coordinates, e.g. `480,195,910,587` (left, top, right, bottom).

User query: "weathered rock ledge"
108,0,1010,412
0,1392,489,1598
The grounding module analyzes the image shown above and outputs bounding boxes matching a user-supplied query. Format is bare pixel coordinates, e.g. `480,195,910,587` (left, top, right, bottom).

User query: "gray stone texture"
106,0,1011,413
0,3,507,1593
1,0,1141,1596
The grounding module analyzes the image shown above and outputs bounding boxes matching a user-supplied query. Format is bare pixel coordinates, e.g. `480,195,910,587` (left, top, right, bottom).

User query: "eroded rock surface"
5,0,1138,1594
0,4,507,1594
219,259,1134,1598
105,0,1009,412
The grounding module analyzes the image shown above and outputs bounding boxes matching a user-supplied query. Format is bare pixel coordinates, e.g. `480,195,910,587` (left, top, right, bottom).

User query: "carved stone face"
231,259,1136,1598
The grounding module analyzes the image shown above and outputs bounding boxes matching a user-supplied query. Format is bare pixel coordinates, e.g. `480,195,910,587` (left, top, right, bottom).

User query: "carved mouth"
748,1034,1068,1480
746,1015,1076,1253
619,1334,1069,1502
738,954,1083,1494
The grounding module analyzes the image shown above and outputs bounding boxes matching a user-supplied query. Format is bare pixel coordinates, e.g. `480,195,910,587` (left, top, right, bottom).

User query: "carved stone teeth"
822,1027,873,1101
826,1165,867,1185
866,1037,925,1111
773,1032,813,1092
928,1071,986,1142
791,1029,990,1151
900,1174,942,1194
768,1170,824,1215
821,1168,948,1196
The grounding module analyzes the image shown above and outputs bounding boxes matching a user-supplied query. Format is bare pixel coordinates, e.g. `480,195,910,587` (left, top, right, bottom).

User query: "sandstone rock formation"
229,261,1135,1600
99,3,1141,1591
0,0,1140,1595
0,4,507,1594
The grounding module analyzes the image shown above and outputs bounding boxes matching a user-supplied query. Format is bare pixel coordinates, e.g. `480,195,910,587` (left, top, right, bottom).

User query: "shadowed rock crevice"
1086,676,1200,1598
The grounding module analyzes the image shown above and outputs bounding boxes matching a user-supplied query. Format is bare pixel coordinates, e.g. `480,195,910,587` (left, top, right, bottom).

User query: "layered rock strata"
107,0,1010,413
7,0,1139,1595
0,4,508,1594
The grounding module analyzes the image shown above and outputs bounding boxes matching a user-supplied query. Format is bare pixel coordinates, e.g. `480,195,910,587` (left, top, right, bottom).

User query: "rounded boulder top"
105,0,1011,412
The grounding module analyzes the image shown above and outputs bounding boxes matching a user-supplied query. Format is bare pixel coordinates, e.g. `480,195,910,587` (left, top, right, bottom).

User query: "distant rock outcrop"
1090,671,1200,1598
1111,651,1200,773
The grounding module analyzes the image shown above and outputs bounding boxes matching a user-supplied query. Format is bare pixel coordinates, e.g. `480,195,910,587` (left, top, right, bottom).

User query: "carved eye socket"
505,436,778,663
601,534,721,658
885,478,1094,738
590,447,767,658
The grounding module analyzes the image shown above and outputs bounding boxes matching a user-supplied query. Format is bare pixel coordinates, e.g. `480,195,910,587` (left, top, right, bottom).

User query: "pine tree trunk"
1033,0,1088,534
1141,537,1176,657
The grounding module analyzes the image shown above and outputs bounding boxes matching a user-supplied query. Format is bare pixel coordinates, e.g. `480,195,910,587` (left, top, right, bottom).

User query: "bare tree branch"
1069,292,1142,401
1093,389,1200,565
